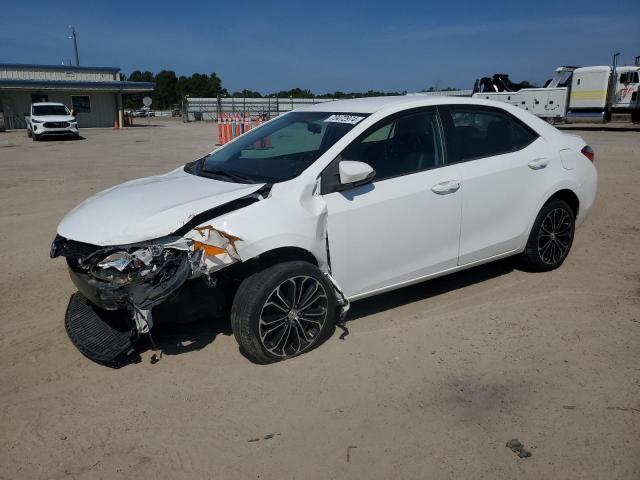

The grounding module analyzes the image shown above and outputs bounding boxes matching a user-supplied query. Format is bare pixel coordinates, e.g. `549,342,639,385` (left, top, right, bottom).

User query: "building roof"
0,79,154,93
0,63,120,72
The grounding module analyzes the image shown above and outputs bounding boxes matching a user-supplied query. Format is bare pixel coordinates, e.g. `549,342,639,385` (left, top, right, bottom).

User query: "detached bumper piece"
65,292,136,365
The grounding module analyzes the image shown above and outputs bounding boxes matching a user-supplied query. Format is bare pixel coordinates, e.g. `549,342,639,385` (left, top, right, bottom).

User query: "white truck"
26,102,80,141
473,54,640,124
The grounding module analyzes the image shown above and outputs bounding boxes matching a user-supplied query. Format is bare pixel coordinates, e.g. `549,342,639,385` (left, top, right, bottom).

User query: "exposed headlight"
70,117,76,122
91,244,181,285
31,119,43,124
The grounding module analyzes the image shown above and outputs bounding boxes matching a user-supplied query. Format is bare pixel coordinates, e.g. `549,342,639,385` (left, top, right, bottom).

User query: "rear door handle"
431,180,460,195
528,158,549,170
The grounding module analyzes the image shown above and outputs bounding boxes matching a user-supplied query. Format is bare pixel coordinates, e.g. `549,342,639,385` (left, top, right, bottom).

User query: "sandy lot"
1,119,638,479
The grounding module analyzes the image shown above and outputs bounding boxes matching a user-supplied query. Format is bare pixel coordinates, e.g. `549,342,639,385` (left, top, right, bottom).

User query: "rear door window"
445,107,538,162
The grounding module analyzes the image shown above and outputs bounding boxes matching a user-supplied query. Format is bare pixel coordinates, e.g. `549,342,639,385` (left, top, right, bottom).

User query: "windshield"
33,105,70,116
187,111,369,183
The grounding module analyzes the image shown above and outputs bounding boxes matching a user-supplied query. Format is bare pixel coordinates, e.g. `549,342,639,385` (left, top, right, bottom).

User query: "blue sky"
2,0,639,94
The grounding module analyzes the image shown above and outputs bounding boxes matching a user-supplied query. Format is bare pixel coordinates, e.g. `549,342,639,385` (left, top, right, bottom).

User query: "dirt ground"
1,119,638,479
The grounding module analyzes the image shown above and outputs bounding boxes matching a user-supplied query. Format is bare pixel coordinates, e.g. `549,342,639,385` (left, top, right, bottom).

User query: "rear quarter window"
510,117,538,150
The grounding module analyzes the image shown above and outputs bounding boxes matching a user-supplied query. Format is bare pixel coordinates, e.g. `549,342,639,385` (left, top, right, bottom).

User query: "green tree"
128,70,154,82
153,70,178,109
123,70,155,109
182,72,225,98
231,89,262,98
268,88,314,98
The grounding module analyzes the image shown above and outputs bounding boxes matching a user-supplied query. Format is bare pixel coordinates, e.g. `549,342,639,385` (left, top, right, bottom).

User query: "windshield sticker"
323,114,365,125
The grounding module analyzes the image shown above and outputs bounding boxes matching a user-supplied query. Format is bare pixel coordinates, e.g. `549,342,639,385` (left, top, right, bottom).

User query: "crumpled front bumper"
51,231,235,312
66,253,191,311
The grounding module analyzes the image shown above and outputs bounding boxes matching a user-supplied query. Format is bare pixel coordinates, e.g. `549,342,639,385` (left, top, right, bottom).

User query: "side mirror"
338,160,375,187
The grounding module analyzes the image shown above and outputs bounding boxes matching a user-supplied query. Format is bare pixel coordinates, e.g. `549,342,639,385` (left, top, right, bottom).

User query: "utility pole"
70,27,80,66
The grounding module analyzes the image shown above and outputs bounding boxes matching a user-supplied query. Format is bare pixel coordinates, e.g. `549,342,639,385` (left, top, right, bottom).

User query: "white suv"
51,96,597,365
27,102,79,140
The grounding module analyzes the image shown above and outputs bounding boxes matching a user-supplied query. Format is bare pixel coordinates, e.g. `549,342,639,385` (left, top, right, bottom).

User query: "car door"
321,107,463,299
440,105,554,265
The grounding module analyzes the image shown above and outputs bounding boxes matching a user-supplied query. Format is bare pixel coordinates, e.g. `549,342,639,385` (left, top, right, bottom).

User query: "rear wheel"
521,198,575,271
231,261,336,364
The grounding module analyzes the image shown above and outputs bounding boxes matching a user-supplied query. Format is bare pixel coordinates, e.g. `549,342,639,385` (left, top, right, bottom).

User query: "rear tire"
520,198,575,271
231,261,336,364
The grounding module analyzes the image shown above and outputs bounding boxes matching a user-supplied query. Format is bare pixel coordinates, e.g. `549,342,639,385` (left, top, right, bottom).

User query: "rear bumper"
576,165,598,227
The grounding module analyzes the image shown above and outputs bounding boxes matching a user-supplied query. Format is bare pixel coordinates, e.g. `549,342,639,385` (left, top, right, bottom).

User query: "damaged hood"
58,167,265,245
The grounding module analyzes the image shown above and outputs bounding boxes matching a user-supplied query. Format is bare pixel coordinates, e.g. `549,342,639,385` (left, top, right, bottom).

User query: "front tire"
521,198,575,271
27,128,32,138
231,261,336,364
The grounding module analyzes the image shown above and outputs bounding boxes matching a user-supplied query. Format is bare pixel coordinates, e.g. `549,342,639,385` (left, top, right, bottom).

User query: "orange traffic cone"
225,113,232,143
217,112,224,145
253,116,262,149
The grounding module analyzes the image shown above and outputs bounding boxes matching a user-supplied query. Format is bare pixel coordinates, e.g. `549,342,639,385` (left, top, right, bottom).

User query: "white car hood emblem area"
57,167,265,246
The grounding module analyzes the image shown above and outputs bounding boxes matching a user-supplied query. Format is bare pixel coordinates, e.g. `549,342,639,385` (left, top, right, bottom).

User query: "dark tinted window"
448,108,537,161
340,109,444,181
72,96,91,113
32,105,69,116
511,118,538,150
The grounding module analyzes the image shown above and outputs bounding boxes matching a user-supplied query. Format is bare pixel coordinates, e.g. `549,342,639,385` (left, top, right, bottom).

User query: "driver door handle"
528,158,549,170
431,180,460,195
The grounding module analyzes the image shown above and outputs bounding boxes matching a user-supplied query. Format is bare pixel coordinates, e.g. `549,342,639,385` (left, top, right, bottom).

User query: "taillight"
581,145,595,163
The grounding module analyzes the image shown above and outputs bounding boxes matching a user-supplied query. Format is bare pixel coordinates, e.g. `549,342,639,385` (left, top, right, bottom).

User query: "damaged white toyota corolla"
51,96,597,364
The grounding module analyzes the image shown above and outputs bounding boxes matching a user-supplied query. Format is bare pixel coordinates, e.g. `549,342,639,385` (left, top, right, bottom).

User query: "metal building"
0,63,154,129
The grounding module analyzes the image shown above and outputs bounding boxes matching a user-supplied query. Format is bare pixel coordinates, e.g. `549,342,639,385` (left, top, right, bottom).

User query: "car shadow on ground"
347,258,516,322
35,135,86,141
109,258,518,367
107,280,231,368
557,125,640,132
110,314,232,368
132,315,232,362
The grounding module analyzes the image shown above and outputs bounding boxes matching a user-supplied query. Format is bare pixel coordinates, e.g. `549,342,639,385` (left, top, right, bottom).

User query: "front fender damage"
51,182,262,364
52,183,350,364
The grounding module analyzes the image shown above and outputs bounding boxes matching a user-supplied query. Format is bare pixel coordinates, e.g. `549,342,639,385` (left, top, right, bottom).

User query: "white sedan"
51,96,597,364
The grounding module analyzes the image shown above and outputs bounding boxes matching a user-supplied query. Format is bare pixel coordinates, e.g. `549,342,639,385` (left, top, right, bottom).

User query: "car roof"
32,102,66,106
297,95,516,114
297,94,564,140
